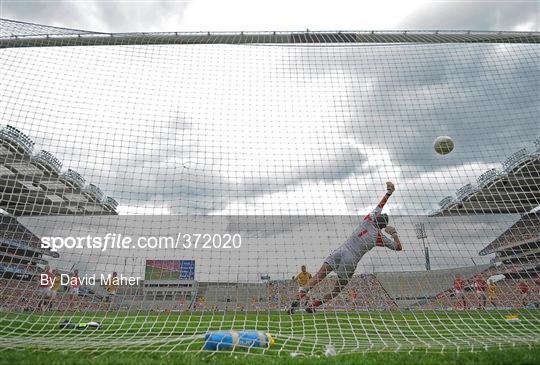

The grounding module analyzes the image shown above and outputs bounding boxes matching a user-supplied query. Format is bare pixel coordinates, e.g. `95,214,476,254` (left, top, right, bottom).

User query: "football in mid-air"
433,136,454,155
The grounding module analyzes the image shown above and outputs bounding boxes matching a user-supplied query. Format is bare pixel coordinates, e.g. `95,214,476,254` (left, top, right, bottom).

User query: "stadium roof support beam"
1,30,540,49
432,153,540,216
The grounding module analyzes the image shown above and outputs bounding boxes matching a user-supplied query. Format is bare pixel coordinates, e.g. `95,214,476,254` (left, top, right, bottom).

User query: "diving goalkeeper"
288,182,402,314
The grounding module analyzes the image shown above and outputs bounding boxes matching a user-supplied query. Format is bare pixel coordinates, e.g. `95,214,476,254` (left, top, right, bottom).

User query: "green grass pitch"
0,310,538,364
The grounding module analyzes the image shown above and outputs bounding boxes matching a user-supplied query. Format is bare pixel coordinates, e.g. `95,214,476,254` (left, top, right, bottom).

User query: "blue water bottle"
203,330,275,350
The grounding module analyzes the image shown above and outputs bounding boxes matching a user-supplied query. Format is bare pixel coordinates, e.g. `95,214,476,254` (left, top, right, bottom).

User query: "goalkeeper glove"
386,181,395,196
385,225,397,236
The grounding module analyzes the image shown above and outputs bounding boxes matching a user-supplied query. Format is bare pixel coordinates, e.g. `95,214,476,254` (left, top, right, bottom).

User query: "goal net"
0,18,539,356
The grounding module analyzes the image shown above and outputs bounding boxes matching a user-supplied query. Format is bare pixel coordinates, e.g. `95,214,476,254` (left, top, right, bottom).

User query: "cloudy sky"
0,0,538,32
0,1,538,217
0,1,538,278
1,39,537,216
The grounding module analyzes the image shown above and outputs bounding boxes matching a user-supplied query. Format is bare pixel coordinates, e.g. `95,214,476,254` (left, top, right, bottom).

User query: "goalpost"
0,18,539,356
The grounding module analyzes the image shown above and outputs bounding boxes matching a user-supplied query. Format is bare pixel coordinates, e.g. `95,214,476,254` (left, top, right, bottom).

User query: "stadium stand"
0,125,118,216
424,141,540,309
431,140,540,216
480,211,540,274
0,213,56,280
419,276,540,310
376,266,489,309
1,128,539,314
189,275,397,312
0,125,119,312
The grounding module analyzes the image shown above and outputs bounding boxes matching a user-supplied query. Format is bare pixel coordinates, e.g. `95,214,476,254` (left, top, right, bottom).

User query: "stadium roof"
0,125,118,216
1,18,540,48
431,145,540,216
479,211,540,256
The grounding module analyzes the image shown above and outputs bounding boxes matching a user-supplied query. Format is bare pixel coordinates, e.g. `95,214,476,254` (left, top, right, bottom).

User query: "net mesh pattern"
0,18,100,38
0,18,539,356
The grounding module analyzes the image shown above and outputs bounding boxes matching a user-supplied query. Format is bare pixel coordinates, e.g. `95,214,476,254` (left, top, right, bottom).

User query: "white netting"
0,18,101,38
0,18,539,356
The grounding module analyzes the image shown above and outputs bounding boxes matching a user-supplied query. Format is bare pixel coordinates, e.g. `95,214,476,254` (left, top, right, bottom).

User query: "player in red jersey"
37,265,54,311
453,275,467,309
474,274,487,310
70,269,81,295
518,280,529,307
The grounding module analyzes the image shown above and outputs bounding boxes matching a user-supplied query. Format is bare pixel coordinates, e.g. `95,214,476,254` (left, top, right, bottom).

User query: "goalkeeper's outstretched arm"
371,181,395,217
383,225,403,251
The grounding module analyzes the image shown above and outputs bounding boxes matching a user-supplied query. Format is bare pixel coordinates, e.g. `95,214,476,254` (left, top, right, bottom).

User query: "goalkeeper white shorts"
324,246,358,280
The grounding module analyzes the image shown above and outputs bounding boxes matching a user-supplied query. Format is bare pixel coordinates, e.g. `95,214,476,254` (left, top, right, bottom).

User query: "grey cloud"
1,1,189,32
364,45,538,167
398,2,539,31
1,1,537,34
2,40,537,216
109,139,367,214
281,43,538,213
60,107,367,214
288,44,539,170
